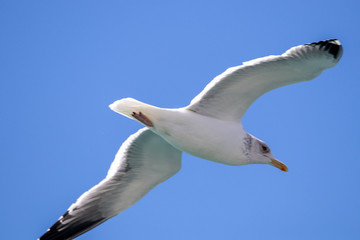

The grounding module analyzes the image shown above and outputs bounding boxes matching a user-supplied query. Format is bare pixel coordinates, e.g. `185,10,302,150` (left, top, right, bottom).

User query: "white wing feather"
187,39,342,121
39,128,182,240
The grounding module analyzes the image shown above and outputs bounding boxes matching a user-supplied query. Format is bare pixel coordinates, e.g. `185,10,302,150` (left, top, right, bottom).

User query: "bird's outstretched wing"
187,39,342,121
39,128,182,240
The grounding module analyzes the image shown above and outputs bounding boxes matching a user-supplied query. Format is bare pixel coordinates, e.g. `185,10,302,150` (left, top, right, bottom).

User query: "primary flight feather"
39,39,342,240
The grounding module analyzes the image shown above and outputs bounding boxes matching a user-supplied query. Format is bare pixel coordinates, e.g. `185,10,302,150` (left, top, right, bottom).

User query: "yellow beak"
270,158,288,172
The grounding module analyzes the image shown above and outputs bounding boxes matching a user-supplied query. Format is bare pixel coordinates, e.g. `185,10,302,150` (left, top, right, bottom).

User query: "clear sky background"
1,1,359,239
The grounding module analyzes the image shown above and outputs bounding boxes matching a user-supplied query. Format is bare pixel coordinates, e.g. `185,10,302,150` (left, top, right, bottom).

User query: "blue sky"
1,0,360,239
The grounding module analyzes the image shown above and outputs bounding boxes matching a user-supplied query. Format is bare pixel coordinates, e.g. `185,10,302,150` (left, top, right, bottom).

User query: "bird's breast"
152,109,248,166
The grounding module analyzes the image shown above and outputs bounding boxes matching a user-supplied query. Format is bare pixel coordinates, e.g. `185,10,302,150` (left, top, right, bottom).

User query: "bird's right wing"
39,128,182,240
187,39,342,121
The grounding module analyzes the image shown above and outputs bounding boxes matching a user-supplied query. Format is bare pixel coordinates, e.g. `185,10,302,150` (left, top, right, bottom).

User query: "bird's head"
245,135,288,172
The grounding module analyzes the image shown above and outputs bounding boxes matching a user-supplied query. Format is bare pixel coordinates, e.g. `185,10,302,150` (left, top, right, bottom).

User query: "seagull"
39,39,342,240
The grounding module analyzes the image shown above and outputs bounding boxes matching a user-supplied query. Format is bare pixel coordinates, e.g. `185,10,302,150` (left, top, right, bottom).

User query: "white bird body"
110,98,249,165
39,39,343,240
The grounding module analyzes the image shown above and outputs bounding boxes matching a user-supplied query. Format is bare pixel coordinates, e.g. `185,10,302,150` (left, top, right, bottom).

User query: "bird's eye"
261,144,270,153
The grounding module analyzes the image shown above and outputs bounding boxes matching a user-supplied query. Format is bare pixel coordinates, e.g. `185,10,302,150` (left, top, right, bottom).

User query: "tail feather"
109,98,158,122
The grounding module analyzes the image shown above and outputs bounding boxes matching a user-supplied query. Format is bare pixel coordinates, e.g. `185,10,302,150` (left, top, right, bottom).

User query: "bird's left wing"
39,128,182,240
187,39,342,121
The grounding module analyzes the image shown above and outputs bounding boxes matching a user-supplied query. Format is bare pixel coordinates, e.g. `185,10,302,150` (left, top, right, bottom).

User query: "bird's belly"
153,110,246,165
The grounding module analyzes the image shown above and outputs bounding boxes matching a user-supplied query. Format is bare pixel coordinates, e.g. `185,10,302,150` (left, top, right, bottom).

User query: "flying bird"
39,39,342,240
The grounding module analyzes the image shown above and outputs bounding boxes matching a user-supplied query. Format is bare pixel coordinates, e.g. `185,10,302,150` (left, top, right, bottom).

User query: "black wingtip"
39,211,106,240
306,39,342,60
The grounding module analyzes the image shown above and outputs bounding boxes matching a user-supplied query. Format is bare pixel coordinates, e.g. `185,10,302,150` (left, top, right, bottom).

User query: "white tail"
109,98,159,122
